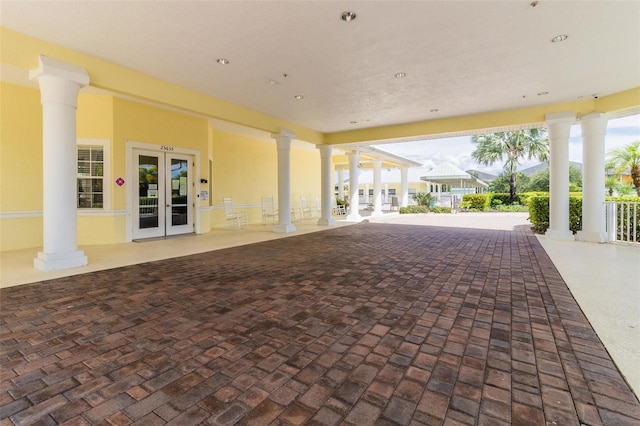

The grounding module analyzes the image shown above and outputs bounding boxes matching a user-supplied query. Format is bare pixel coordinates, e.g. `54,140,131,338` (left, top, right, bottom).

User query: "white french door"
133,149,194,239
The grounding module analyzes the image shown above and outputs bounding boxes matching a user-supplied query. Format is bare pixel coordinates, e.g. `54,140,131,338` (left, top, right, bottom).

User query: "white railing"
606,201,640,245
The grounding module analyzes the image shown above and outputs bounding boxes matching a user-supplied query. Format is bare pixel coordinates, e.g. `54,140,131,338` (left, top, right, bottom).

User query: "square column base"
34,250,88,271
273,223,296,233
545,229,575,241
575,231,607,243
346,213,363,222
317,217,335,226
370,210,384,218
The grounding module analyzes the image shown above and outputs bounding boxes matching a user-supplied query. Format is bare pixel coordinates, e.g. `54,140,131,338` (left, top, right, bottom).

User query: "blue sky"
376,114,640,176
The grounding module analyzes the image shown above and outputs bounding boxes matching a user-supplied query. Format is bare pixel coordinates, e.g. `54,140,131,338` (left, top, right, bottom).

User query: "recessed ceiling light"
537,91,549,96
395,72,406,79
216,58,230,65
340,11,357,22
551,34,568,43
294,95,304,100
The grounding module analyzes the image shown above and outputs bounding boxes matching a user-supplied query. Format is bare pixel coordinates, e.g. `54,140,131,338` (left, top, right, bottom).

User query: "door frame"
125,141,201,242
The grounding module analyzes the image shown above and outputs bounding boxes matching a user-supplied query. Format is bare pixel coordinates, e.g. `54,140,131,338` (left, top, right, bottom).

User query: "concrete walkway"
1,212,638,425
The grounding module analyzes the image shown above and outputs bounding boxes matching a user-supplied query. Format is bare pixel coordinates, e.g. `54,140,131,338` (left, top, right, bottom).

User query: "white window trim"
77,138,111,210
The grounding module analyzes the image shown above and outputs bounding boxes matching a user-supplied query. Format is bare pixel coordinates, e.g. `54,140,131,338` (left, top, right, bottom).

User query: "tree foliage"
488,172,530,194
607,141,640,196
471,129,549,203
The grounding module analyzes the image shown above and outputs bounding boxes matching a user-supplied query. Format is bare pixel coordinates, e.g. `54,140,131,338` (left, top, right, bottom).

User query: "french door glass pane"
139,155,159,229
170,158,188,226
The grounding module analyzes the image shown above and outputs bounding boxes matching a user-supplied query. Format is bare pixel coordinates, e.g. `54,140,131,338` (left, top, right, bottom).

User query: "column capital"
29,55,89,86
271,128,296,141
580,111,608,136
372,159,383,168
29,55,89,108
317,144,332,157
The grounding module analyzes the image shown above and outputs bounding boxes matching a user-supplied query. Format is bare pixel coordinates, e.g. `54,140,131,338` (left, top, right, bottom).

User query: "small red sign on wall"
115,177,125,187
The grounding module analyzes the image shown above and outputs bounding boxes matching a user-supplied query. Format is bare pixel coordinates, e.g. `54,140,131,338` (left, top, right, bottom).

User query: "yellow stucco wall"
0,83,43,212
0,85,321,250
0,27,323,145
209,130,321,227
0,83,43,250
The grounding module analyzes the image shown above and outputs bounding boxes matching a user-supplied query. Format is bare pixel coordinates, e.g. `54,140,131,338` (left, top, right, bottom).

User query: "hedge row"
461,192,613,211
528,196,583,234
461,194,492,210
399,205,453,214
528,195,640,235
460,192,544,210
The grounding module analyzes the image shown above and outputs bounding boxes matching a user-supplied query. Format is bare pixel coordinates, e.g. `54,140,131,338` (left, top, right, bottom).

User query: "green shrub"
399,205,428,214
568,197,583,233
412,192,434,207
528,195,583,234
606,196,640,203
519,192,548,207
528,196,549,233
336,198,349,208
491,193,512,206
431,206,452,214
494,204,528,212
461,194,491,210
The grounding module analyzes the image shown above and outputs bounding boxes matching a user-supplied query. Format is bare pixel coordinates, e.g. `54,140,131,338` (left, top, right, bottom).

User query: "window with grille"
77,145,104,208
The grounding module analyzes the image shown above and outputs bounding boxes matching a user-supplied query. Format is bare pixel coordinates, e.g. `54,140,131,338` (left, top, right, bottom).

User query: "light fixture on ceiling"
395,72,406,79
294,95,304,100
216,58,230,65
551,34,568,43
340,11,357,22
537,91,549,96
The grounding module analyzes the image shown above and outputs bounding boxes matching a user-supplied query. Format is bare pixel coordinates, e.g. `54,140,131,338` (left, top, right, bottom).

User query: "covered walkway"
1,215,638,425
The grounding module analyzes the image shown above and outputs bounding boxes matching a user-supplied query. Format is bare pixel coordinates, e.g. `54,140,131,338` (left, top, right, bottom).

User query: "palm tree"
471,129,549,203
605,177,618,196
607,141,640,196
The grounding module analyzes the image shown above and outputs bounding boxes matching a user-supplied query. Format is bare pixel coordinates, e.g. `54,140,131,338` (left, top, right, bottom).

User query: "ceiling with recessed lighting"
1,1,638,134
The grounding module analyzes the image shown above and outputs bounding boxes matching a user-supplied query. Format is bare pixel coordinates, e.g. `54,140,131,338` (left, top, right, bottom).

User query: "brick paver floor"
1,223,639,425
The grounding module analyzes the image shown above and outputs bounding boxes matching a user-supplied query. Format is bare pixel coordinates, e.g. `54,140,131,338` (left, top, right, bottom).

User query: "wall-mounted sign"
115,177,125,186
